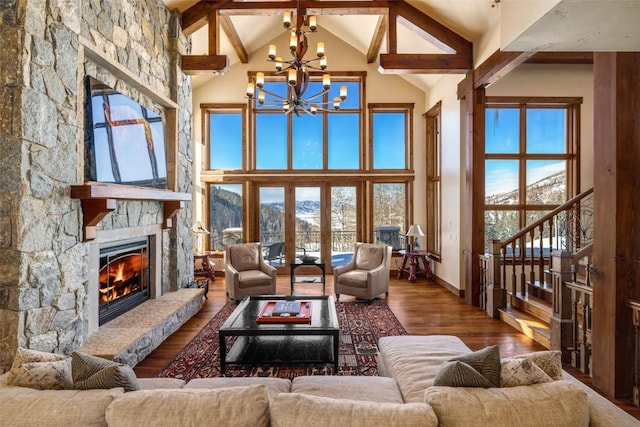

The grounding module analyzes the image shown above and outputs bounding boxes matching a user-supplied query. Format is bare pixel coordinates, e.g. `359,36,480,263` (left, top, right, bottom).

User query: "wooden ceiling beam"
526,51,594,64
181,55,229,75
379,53,472,74
367,14,387,64
181,2,215,35
220,14,248,63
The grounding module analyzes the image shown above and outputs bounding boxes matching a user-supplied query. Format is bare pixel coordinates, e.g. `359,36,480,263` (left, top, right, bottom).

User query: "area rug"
156,300,407,381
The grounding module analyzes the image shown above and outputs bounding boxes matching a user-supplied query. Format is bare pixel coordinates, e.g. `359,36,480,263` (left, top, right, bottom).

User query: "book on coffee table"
257,300,312,323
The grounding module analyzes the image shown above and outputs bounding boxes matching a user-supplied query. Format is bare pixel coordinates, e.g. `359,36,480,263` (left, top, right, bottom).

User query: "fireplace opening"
99,237,151,325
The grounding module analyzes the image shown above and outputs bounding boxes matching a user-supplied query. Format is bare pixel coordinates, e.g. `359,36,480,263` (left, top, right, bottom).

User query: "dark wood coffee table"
218,295,339,374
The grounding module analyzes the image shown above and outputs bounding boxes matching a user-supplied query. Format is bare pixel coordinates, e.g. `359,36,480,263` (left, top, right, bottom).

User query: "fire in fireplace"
99,237,150,325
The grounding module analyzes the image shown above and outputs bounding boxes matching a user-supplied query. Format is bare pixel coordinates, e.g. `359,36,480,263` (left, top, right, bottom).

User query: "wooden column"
461,74,485,307
591,52,640,399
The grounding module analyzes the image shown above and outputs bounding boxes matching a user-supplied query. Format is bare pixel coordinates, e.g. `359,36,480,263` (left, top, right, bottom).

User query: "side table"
397,250,434,282
290,258,326,295
194,252,216,299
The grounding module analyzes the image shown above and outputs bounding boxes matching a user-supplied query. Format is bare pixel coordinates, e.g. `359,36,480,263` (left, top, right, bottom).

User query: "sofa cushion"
424,380,589,427
355,244,384,270
105,384,270,427
500,357,553,387
433,360,495,388
513,350,563,380
184,377,290,400
230,244,260,271
377,335,471,403
336,270,369,288
447,344,501,387
237,269,272,288
291,375,404,403
6,347,70,385
138,377,186,389
271,393,438,427
72,351,140,392
11,358,73,390
0,386,123,427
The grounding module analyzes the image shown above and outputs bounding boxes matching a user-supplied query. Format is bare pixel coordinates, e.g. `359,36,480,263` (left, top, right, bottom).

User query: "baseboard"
436,276,464,298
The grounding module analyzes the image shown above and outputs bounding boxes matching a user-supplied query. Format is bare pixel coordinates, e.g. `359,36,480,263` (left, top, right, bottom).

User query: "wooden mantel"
71,182,192,241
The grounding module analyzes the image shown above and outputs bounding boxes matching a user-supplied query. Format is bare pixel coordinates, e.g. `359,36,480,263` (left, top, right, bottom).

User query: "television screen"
85,77,167,189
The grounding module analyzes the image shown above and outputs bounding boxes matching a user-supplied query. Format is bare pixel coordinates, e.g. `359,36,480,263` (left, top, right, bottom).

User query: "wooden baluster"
580,292,590,374
519,236,526,298
510,242,516,299
529,228,535,285
539,222,546,286
571,288,580,369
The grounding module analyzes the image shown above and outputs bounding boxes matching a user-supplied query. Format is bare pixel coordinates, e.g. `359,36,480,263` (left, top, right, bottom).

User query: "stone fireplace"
0,0,197,371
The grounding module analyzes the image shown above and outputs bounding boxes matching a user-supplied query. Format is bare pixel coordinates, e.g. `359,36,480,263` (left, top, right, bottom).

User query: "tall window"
372,183,407,250
369,104,413,170
208,183,243,250
425,101,442,260
484,98,580,248
202,104,246,170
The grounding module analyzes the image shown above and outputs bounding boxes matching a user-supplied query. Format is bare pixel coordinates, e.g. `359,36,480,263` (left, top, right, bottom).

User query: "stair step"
511,292,553,323
525,280,553,303
499,306,550,349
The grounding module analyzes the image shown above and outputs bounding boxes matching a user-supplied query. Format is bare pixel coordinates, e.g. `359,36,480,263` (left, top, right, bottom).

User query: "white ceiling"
161,0,501,91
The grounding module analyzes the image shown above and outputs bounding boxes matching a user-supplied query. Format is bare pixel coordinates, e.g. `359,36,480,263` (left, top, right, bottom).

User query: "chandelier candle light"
245,3,347,116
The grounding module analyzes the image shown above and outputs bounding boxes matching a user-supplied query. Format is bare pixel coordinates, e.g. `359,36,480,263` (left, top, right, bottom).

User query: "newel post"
550,250,574,363
486,239,506,319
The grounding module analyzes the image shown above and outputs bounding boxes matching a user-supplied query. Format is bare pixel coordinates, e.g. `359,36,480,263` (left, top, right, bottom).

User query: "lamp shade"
406,224,425,237
192,221,210,235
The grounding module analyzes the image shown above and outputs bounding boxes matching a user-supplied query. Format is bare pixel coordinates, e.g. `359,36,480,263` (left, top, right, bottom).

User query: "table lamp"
192,221,210,254
406,224,425,252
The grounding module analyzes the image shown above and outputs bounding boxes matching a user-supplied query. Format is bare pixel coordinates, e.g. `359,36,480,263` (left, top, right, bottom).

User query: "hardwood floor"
134,274,640,420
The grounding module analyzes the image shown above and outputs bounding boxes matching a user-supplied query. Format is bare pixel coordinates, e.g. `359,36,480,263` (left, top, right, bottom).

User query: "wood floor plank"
133,274,640,420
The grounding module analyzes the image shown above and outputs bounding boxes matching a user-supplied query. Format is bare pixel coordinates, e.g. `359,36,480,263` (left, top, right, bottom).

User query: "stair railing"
480,188,593,318
628,300,640,407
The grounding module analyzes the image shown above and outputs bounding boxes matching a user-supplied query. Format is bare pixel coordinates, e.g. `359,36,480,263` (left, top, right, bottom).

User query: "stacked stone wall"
0,0,193,372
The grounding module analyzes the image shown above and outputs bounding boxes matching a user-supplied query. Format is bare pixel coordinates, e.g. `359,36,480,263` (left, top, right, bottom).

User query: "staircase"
479,188,594,350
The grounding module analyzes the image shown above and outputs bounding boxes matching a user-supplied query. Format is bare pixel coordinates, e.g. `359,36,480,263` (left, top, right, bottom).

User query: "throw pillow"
6,347,69,385
433,361,495,388
500,358,553,387
448,344,501,387
72,351,140,392
513,350,563,380
11,359,73,390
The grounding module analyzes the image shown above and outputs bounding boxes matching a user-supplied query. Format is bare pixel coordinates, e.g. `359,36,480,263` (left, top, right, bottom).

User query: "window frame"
425,101,442,261
483,97,581,245
201,103,247,171
368,103,414,171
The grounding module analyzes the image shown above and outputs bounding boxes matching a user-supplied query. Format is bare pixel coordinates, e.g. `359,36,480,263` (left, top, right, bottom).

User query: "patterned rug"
156,299,407,381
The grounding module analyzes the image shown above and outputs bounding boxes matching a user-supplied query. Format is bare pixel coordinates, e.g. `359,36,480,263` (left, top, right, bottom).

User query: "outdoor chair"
225,242,277,301
334,242,392,302
264,241,284,266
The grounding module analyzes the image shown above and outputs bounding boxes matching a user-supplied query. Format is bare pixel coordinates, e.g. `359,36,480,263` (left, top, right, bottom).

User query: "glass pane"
295,187,321,259
259,187,286,265
485,160,519,204
256,113,287,169
484,210,519,251
331,187,356,267
526,108,566,154
328,114,359,169
209,113,242,169
525,210,561,254
328,81,360,109
208,184,243,250
293,114,322,169
526,160,566,204
372,183,405,250
486,108,519,154
256,81,288,110
373,112,405,169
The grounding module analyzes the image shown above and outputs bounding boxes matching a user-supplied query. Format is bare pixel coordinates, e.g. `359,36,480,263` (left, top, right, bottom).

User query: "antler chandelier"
245,3,347,116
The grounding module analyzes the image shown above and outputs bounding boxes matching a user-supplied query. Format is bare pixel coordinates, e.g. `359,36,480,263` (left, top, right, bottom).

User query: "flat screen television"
85,76,167,189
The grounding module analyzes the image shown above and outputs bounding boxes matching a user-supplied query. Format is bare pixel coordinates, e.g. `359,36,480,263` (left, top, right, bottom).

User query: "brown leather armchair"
334,242,392,301
225,243,277,301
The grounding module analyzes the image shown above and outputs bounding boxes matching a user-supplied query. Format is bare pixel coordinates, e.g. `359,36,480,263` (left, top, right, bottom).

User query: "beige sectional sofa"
0,335,638,426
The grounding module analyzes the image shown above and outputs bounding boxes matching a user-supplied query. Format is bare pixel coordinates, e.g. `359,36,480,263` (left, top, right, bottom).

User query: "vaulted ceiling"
161,0,501,91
